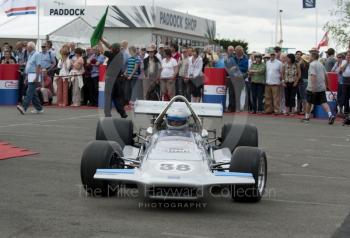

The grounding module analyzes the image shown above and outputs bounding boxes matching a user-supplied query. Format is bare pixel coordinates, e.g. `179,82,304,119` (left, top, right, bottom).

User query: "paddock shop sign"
155,7,215,37
159,11,197,32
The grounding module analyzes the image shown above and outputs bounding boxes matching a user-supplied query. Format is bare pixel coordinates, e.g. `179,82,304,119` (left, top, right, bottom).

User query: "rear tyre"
96,118,133,148
220,123,258,152
229,146,267,202
80,140,124,197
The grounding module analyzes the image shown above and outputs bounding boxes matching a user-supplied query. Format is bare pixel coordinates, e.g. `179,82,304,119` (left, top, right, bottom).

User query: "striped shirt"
127,56,140,78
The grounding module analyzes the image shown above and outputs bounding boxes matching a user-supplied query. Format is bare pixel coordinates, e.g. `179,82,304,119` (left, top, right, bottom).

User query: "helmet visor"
167,115,187,127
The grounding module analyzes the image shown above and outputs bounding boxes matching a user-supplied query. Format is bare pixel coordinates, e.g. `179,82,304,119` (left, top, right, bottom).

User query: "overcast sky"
1,0,338,52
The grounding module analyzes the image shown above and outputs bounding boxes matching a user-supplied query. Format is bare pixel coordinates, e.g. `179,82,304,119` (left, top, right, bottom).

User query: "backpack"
146,83,161,101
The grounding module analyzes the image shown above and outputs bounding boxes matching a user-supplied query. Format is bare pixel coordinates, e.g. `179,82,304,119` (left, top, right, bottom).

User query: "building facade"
82,5,216,47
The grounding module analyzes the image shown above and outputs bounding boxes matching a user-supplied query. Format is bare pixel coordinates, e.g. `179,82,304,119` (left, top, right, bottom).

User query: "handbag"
190,75,204,87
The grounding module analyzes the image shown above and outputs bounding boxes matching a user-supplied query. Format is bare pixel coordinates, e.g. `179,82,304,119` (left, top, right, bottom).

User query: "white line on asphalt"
281,173,350,181
268,199,350,207
0,114,99,128
0,133,37,138
306,155,350,162
302,163,309,168
331,144,349,148
29,124,87,129
305,138,318,142
319,135,349,139
161,233,211,238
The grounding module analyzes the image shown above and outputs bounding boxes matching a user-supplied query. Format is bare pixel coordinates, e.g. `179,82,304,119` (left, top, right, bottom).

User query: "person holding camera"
1,50,16,64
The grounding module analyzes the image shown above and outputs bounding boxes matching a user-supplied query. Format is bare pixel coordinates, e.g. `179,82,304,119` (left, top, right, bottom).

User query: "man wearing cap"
143,44,161,100
325,48,337,72
302,49,335,124
265,51,282,115
100,38,127,118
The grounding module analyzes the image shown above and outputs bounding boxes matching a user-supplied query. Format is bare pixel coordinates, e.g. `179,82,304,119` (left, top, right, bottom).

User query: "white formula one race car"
80,96,267,202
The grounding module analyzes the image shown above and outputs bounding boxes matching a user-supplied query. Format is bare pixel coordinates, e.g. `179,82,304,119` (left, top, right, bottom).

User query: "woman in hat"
143,44,161,100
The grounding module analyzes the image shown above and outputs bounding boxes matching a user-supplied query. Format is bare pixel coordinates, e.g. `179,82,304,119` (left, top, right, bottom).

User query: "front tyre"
80,140,123,197
229,146,267,202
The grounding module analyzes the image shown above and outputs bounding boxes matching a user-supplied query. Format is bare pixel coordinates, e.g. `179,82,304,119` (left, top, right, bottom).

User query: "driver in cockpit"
165,107,190,130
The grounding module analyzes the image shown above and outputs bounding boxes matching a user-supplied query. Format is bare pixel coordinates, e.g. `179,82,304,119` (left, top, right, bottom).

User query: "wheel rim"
257,156,266,195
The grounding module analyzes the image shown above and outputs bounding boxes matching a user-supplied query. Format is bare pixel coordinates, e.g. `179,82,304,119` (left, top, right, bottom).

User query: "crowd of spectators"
1,40,348,123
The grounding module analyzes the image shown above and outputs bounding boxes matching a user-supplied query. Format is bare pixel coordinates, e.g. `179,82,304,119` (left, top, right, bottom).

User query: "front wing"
94,169,255,186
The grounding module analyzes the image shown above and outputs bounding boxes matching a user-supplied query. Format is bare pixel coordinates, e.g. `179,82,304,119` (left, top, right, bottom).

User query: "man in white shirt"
265,51,282,114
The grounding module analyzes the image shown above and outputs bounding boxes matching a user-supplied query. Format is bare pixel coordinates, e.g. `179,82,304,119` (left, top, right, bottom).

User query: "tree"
324,0,350,49
212,38,249,53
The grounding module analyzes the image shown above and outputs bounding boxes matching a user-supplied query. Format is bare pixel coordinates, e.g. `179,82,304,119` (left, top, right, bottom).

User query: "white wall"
103,28,152,48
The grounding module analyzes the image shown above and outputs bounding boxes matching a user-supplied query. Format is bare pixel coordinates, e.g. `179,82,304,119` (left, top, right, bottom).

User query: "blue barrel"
313,101,337,119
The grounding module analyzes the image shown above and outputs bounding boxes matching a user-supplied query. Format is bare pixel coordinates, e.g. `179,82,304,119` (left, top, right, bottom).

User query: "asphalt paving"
0,106,350,238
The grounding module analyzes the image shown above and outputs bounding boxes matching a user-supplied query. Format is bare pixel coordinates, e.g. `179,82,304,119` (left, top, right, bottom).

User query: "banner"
303,0,316,8
1,0,36,16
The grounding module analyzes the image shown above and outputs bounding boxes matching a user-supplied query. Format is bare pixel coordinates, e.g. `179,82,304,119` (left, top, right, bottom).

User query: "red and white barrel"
98,65,106,108
0,64,20,105
327,72,338,92
203,68,226,109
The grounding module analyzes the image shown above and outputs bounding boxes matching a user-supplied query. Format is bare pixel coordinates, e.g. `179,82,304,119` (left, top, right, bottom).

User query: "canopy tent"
0,15,94,50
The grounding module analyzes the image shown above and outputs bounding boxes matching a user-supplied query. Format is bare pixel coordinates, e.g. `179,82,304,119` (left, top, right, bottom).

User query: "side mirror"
146,127,153,135
201,129,208,138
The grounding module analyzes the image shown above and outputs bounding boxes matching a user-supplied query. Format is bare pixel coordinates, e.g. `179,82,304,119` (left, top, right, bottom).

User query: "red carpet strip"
0,141,39,160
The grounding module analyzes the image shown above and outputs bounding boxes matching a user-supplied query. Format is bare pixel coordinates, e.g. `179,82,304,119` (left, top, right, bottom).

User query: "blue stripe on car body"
96,169,135,174
214,172,253,177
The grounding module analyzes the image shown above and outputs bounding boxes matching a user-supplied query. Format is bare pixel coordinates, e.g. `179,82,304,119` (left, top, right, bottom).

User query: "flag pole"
275,0,279,46
315,3,318,47
37,0,40,51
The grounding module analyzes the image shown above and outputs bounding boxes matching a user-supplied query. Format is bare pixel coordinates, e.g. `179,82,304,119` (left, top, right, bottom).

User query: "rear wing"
134,100,223,118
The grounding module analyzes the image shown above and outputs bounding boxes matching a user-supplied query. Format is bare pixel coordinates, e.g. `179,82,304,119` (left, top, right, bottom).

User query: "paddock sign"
44,6,86,16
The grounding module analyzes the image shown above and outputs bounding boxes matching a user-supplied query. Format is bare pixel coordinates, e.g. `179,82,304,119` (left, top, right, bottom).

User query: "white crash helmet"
166,107,190,130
